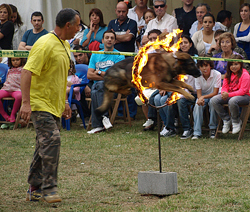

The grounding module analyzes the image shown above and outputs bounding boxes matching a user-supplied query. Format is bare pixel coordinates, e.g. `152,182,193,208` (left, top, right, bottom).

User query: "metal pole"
157,108,162,173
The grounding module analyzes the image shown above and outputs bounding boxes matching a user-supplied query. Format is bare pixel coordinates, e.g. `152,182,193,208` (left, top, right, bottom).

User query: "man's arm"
20,69,32,123
115,31,133,43
18,41,32,50
87,68,105,81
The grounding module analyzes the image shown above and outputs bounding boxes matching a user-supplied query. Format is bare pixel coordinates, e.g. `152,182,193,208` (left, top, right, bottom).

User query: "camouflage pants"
28,111,61,195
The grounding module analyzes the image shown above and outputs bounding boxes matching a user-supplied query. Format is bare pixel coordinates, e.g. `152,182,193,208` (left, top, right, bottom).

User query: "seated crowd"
1,1,250,139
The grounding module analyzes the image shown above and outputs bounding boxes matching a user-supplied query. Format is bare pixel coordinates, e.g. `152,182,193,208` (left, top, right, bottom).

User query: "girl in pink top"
210,54,250,134
0,57,26,122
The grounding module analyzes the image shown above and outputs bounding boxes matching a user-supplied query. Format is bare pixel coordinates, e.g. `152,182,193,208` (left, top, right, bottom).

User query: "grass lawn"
1,108,250,211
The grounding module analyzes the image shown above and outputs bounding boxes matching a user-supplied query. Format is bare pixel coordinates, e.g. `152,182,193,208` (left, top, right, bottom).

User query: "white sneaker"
102,116,113,129
143,119,154,127
160,126,169,137
87,127,105,134
222,119,232,134
232,120,242,134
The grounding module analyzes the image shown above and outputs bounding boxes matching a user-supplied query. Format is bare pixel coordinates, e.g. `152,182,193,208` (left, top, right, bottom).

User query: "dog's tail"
95,88,114,116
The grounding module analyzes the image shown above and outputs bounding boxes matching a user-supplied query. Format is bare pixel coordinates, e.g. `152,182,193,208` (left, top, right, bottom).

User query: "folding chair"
86,93,131,131
215,102,250,140
62,64,89,130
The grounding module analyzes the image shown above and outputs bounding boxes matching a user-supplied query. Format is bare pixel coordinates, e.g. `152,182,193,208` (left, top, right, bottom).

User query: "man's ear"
66,22,71,28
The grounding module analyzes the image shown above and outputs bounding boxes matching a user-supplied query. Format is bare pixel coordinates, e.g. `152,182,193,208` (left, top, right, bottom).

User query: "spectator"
0,57,25,126
192,13,216,55
128,0,149,50
68,10,87,49
18,11,48,50
157,34,197,138
9,4,27,50
128,0,149,32
108,1,138,119
207,29,225,56
20,8,80,203
210,54,250,135
108,1,137,53
0,4,14,50
87,30,125,134
192,59,221,140
216,10,232,32
213,32,240,78
139,29,161,130
66,60,81,102
73,44,90,65
208,30,250,72
80,8,107,50
189,3,222,38
141,0,178,45
172,0,196,36
233,3,250,59
136,9,156,47
73,44,91,119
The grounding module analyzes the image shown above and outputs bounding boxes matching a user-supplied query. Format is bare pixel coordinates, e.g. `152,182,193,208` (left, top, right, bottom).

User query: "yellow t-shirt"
23,33,70,117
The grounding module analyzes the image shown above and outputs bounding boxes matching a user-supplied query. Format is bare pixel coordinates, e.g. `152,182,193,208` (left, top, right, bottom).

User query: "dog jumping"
96,52,201,115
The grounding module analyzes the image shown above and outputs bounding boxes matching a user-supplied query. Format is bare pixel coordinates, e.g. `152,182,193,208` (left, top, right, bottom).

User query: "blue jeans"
147,90,159,120
91,81,108,128
193,98,217,136
210,94,250,123
154,93,171,126
165,95,196,131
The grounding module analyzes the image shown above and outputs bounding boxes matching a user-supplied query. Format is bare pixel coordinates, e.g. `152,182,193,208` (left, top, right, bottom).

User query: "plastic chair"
0,63,8,87
62,64,89,130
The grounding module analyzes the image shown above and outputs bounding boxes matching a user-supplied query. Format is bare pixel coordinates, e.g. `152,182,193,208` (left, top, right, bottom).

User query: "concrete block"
138,171,178,195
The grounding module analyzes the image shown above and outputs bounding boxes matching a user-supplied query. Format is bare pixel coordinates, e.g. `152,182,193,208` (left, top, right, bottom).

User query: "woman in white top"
192,13,216,55
9,4,27,50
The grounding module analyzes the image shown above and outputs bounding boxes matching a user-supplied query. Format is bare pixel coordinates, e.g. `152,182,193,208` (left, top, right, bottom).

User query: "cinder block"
138,171,178,195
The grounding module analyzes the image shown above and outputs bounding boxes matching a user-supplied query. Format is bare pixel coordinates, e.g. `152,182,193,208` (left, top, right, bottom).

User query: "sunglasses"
154,4,165,9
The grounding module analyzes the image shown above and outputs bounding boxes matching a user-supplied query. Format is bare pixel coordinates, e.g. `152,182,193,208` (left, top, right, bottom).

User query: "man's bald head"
115,2,128,22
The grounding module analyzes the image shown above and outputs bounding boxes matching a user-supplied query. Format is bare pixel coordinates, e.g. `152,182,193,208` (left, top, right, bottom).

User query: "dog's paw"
186,85,194,92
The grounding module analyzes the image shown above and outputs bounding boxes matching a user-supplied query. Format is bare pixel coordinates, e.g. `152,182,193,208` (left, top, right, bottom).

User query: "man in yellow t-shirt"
20,8,80,203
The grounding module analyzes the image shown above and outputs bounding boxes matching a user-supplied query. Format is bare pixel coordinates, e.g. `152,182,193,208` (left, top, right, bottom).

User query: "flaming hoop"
131,29,185,105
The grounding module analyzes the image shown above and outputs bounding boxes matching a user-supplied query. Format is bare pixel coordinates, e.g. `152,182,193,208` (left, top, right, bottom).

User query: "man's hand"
62,104,72,120
197,96,205,106
20,103,32,124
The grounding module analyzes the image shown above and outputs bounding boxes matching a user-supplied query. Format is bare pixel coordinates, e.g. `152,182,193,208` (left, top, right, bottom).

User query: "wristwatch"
97,70,101,75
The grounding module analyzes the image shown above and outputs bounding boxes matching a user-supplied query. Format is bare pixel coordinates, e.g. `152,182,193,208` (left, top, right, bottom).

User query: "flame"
131,29,183,105
166,75,187,105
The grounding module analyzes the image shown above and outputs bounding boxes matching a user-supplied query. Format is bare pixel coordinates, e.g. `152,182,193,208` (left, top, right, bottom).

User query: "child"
66,61,81,122
0,57,26,123
192,60,221,139
210,54,250,134
66,60,81,101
